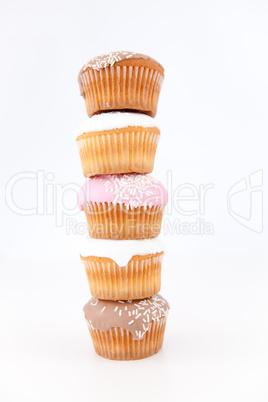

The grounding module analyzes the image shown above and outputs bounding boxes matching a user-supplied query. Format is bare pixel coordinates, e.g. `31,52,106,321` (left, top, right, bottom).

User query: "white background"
1,0,268,401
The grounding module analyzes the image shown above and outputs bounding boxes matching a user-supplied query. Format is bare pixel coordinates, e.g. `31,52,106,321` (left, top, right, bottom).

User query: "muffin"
77,174,168,239
80,237,165,300
83,294,170,360
78,51,164,118
75,112,160,177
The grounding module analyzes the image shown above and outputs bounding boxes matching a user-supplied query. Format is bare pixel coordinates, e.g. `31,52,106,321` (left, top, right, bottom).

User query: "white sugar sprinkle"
82,51,139,71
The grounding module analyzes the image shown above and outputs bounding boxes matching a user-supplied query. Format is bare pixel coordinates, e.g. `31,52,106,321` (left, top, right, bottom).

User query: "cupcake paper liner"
79,65,164,117
87,317,167,360
82,202,164,239
81,252,164,300
76,126,160,177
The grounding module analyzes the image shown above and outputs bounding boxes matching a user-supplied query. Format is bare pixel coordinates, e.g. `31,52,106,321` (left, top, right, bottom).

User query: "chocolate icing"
80,50,163,72
83,294,170,340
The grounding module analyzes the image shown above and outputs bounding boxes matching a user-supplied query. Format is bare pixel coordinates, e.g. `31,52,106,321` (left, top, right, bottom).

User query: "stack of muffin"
75,51,170,360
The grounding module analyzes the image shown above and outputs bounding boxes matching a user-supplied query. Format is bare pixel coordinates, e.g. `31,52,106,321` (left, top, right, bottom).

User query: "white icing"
80,237,165,267
74,112,159,139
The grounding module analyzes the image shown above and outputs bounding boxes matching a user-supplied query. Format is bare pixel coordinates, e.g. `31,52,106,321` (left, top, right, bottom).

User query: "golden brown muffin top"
79,50,164,74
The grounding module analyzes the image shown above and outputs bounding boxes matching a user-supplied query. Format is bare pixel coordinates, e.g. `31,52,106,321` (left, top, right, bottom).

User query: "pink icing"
77,174,168,210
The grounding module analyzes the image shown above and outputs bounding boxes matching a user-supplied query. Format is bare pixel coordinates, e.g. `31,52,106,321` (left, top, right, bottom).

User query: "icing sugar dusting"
78,174,168,210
